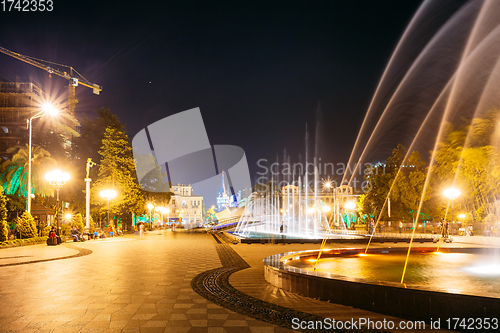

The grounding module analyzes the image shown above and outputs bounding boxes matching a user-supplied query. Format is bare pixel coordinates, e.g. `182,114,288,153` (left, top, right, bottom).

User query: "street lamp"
100,189,117,228
45,169,70,235
156,206,165,227
165,207,170,226
443,187,460,237
147,203,154,228
27,103,58,213
344,201,356,210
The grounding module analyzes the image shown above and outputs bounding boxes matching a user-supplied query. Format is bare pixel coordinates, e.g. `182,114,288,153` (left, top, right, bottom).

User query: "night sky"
0,0,428,179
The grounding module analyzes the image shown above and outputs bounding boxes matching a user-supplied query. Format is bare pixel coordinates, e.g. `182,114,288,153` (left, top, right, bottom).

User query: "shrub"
15,211,37,239
40,225,51,237
0,186,7,242
61,224,71,236
0,220,8,242
73,213,84,233
0,236,48,247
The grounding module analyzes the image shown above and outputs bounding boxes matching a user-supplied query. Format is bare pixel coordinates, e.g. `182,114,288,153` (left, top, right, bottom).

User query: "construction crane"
0,45,102,115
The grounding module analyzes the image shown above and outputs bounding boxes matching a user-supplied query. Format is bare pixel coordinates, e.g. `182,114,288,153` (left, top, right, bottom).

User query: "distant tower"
216,171,231,211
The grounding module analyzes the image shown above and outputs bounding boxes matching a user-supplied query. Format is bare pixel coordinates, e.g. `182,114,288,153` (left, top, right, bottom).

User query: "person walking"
139,223,145,239
107,224,114,237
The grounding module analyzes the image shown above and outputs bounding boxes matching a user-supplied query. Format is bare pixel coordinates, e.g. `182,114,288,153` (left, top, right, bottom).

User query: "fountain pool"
284,247,500,298
264,247,500,326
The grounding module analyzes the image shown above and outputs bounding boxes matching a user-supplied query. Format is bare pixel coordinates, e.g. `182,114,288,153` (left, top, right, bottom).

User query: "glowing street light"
458,214,466,220
165,207,170,225
100,189,117,227
65,213,72,221
156,206,165,226
27,103,58,213
323,179,337,223
443,188,460,201
321,205,331,213
45,169,70,235
344,201,356,210
147,203,154,227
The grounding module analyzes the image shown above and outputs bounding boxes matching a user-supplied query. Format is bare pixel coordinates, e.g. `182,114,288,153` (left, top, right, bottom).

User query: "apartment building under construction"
0,79,78,160
0,80,45,159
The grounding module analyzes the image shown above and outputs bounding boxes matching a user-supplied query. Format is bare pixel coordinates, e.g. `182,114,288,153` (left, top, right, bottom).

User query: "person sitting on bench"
70,227,81,242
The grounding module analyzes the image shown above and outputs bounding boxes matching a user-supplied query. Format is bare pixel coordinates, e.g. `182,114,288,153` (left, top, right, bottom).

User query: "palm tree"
1,145,56,197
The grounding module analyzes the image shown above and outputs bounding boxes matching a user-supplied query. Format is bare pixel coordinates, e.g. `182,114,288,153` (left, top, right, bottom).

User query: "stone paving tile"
1,232,295,332
230,242,458,333
0,231,464,333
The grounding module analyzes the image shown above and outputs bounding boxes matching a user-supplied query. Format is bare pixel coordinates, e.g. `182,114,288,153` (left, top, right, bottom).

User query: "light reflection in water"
294,252,500,298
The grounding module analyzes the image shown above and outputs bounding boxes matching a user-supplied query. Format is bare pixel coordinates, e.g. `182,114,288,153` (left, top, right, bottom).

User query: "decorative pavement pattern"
0,231,459,332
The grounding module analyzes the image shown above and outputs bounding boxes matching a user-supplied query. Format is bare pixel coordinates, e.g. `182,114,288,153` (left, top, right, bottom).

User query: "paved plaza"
0,231,488,332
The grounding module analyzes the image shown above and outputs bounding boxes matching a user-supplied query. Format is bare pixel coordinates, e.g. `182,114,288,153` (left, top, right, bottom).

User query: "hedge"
0,236,48,247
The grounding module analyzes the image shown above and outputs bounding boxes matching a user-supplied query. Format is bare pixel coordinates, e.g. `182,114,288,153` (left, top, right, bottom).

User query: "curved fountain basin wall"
264,248,500,324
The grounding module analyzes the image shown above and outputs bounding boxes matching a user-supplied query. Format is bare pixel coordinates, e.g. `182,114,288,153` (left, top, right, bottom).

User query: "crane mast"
0,45,102,115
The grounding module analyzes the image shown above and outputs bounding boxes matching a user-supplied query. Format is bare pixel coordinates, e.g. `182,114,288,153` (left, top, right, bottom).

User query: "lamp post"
147,203,154,228
28,104,58,213
156,206,164,227
324,181,336,226
45,169,70,235
443,188,460,238
166,207,170,226
100,189,117,228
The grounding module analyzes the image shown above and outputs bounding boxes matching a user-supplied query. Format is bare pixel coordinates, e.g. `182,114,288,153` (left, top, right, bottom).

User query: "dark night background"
0,0,433,180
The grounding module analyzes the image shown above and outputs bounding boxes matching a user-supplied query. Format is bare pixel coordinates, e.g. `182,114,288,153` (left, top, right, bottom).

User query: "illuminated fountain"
235,123,358,239
235,170,341,239
262,0,500,325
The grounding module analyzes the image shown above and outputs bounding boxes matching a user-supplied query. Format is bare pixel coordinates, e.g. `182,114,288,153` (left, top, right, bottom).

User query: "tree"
0,186,8,241
15,211,37,238
391,151,431,223
358,144,407,220
431,113,500,222
1,145,56,198
92,126,145,227
457,146,500,220
73,213,84,233
72,107,124,175
33,131,68,162
67,108,126,219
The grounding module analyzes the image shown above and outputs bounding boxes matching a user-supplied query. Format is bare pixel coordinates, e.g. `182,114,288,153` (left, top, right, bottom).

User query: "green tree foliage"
73,213,84,233
358,144,406,220
391,151,431,222
67,108,125,217
15,211,37,238
0,186,8,241
358,145,431,222
72,108,124,175
92,126,145,226
1,145,56,197
33,131,69,162
432,112,500,221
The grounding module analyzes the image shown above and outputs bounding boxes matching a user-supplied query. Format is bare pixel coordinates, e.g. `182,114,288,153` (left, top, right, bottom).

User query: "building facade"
0,79,77,160
170,183,204,223
0,80,44,158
